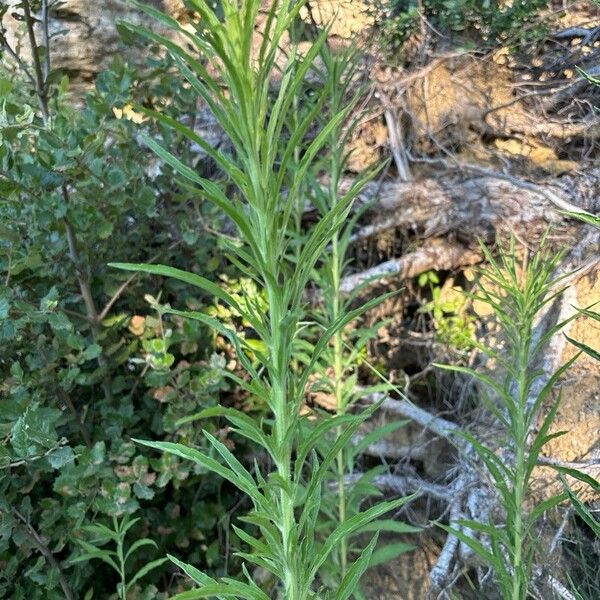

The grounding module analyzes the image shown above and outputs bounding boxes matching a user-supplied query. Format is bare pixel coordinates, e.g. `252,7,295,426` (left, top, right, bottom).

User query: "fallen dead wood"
336,166,599,293
359,389,462,440
363,169,592,237
340,240,481,294
553,25,600,45
342,472,452,502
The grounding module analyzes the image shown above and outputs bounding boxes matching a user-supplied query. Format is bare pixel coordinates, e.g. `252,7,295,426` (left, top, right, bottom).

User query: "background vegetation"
1,1,598,599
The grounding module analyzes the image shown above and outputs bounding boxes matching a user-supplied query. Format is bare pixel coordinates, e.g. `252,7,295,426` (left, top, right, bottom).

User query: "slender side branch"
380,93,411,182
63,217,100,326
98,243,181,321
359,389,463,442
41,0,51,83
12,509,75,600
0,32,37,87
21,0,49,122
62,186,112,402
57,388,92,447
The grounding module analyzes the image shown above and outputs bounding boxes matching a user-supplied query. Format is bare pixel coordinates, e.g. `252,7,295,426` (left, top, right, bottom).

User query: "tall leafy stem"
113,1,410,598
303,41,415,588
436,238,581,600
70,515,168,600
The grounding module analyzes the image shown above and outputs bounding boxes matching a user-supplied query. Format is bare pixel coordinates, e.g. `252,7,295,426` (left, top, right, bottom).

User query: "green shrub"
424,0,549,40
379,0,549,55
0,4,237,597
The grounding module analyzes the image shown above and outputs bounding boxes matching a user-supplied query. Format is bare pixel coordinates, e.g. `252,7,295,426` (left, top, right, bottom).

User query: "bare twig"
62,186,112,402
21,0,49,122
379,91,411,182
41,0,50,83
62,195,99,326
339,240,480,294
553,25,600,46
0,32,37,87
1,440,68,469
57,388,91,447
12,509,75,600
533,568,578,600
342,472,452,502
548,506,573,557
453,163,591,216
99,271,139,322
356,435,439,461
536,456,600,470
428,485,463,597
98,241,181,321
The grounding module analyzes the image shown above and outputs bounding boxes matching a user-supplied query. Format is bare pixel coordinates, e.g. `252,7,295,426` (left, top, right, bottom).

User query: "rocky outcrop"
2,0,186,91
1,1,375,93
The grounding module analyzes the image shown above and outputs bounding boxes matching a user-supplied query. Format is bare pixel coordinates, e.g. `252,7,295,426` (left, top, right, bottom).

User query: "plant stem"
331,229,348,577
61,185,113,403
13,509,75,600
510,309,533,600
115,516,127,600
21,0,49,123
267,283,299,599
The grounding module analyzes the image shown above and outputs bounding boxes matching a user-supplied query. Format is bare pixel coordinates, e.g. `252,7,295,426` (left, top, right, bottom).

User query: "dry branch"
343,472,452,502
340,240,480,293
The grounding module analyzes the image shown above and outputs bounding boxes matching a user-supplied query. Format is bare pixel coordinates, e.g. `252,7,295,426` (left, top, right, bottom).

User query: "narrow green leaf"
368,540,414,567
527,492,569,527
108,262,242,313
126,557,169,592
335,534,378,600
168,554,217,586
437,524,502,572
352,419,409,457
309,495,416,579
355,519,421,536
565,335,600,361
565,485,600,537
133,439,264,506
560,209,600,228
553,468,600,491
177,406,270,452
124,538,157,562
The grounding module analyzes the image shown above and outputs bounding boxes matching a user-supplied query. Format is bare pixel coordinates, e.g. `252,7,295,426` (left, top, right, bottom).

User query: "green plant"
113,1,412,597
549,63,600,594
70,513,168,599
417,270,474,350
373,2,420,60
378,0,549,56
304,42,417,591
310,41,368,583
425,0,549,43
436,238,579,600
0,3,236,597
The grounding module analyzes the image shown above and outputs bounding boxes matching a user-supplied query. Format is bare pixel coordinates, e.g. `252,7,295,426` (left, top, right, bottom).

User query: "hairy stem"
267,281,299,599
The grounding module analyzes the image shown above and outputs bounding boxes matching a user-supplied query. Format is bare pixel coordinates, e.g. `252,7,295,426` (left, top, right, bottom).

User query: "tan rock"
2,0,186,93
300,1,376,38
534,268,600,501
